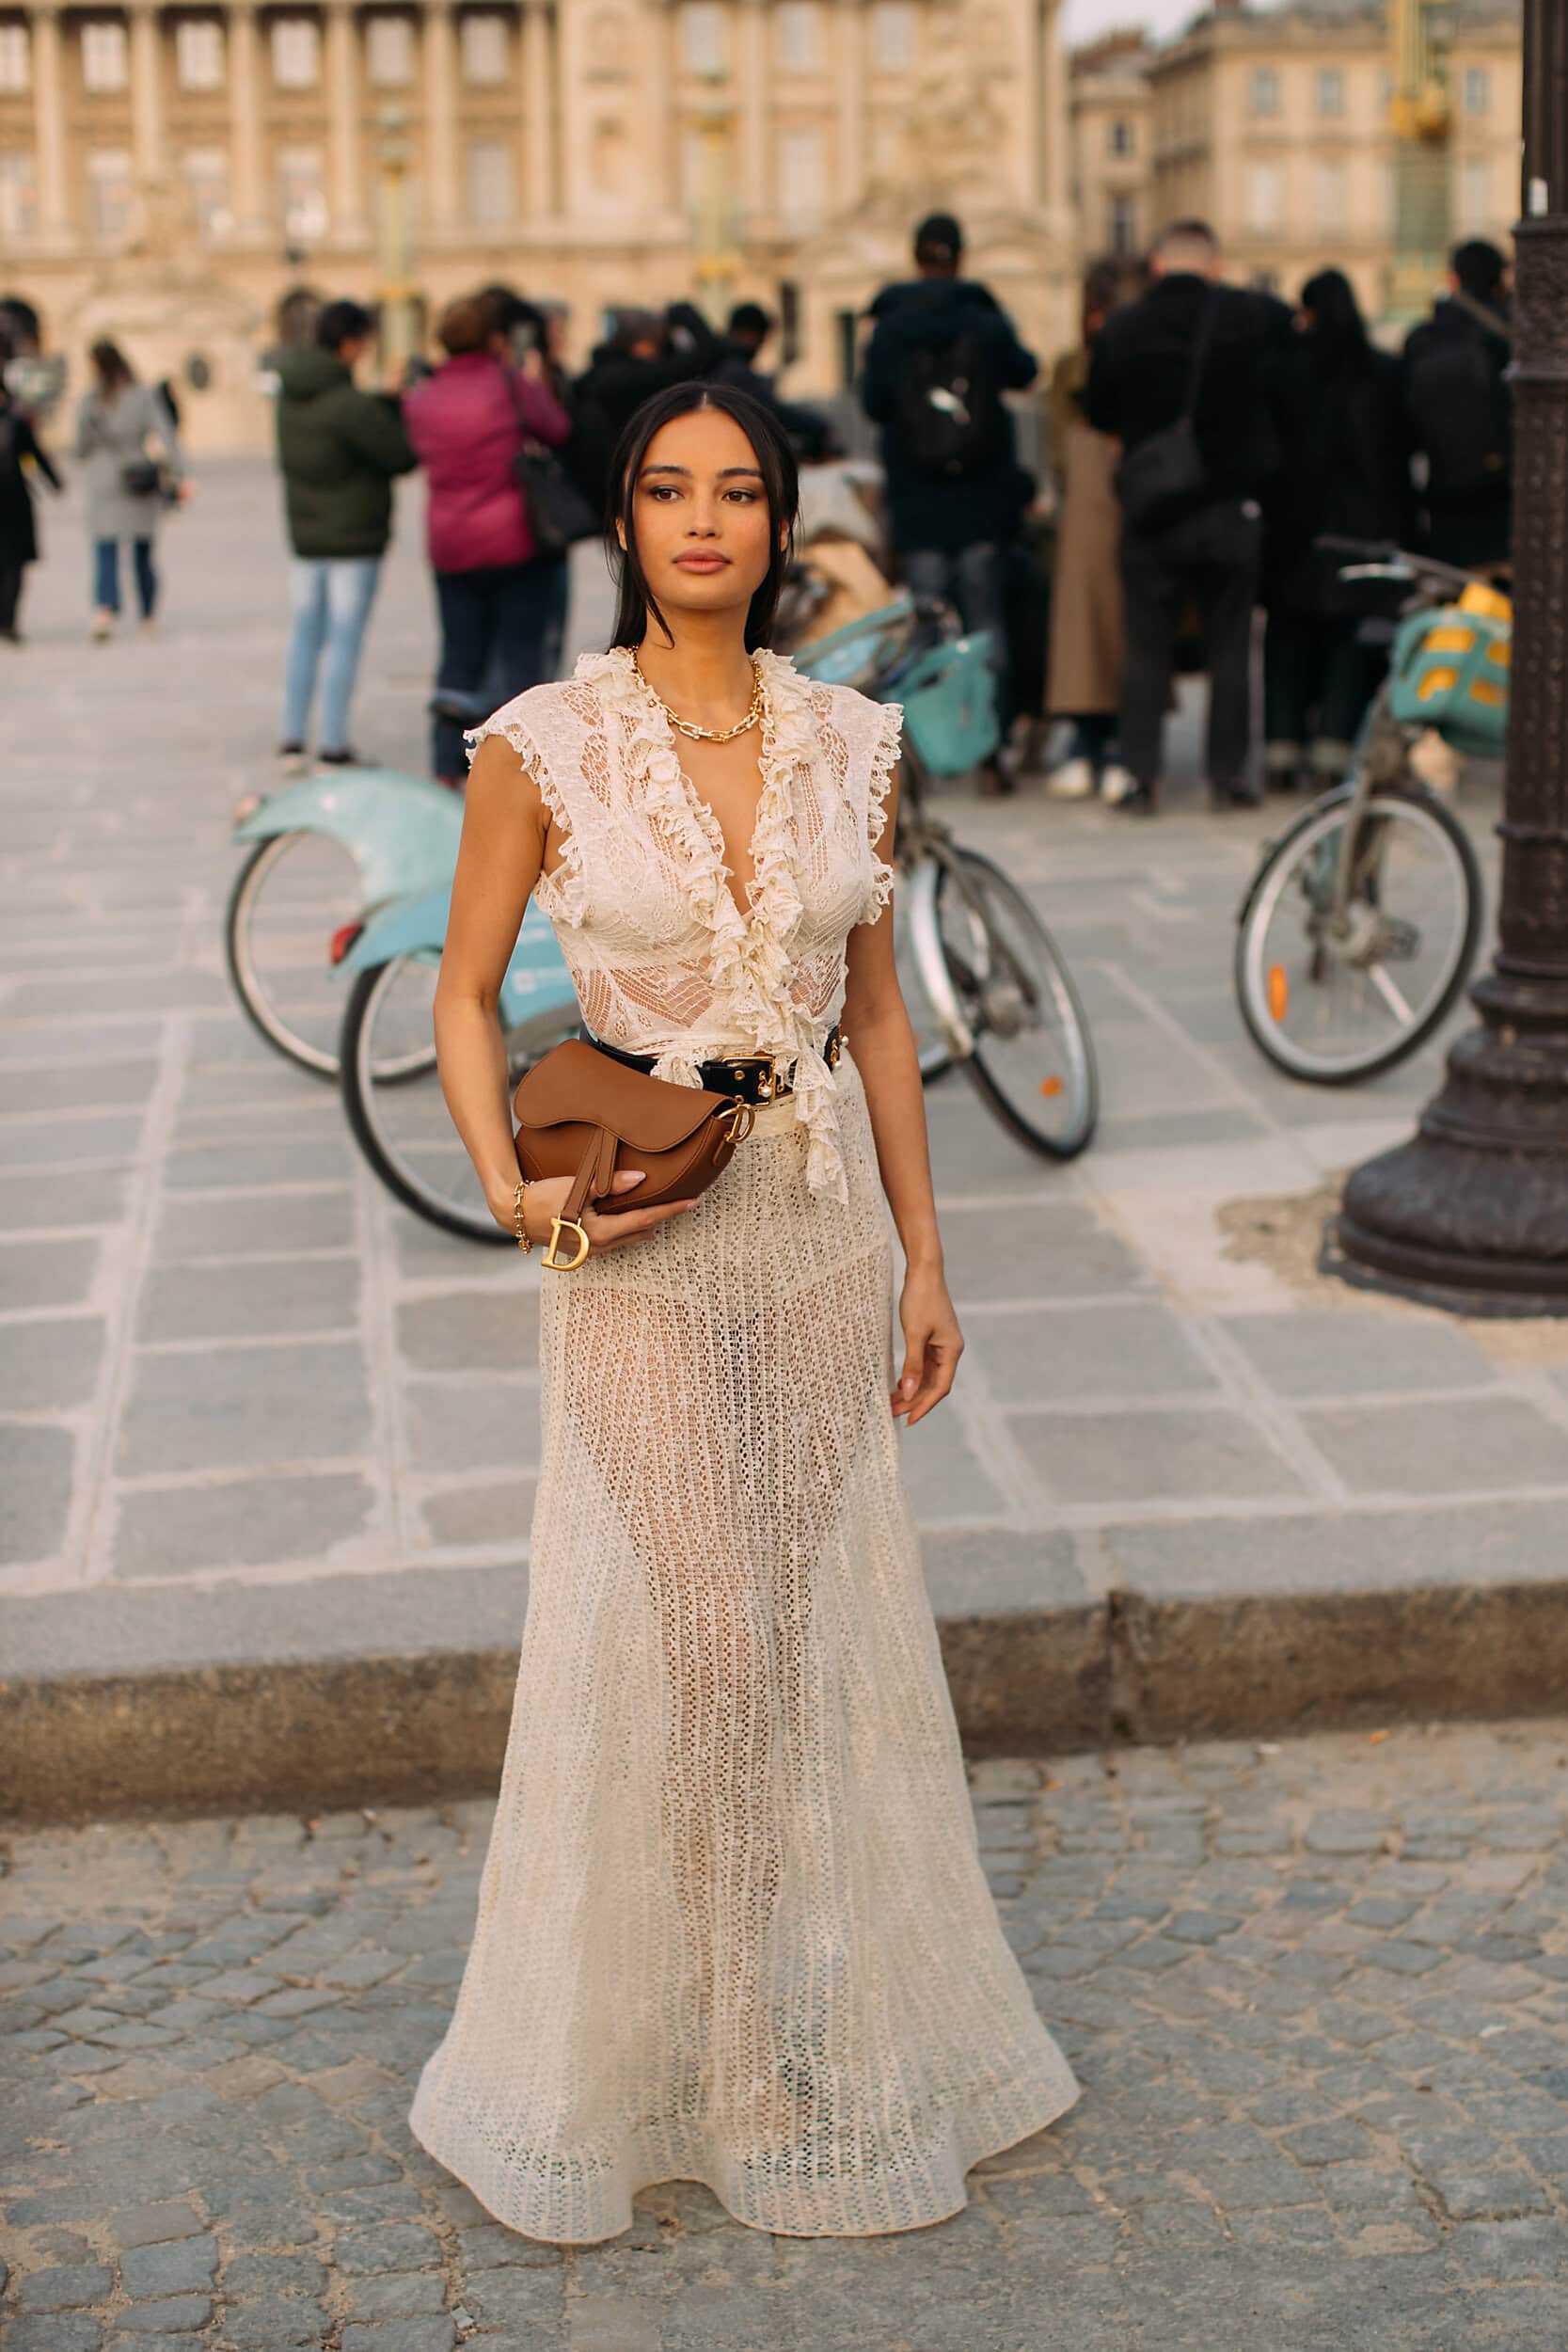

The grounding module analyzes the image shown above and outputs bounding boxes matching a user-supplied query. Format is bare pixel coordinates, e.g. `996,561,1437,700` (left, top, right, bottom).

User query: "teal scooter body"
231,771,465,911
341,885,578,1033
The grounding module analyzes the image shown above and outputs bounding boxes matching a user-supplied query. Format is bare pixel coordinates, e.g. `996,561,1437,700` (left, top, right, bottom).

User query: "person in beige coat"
1044,260,1146,803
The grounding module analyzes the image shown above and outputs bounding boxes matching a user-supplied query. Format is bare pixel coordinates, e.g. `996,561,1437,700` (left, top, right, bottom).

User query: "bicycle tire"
224,834,343,1079
341,958,512,1244
933,850,1099,1160
1235,782,1484,1086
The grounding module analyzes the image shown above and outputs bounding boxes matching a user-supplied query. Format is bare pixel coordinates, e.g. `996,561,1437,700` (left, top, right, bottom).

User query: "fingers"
891,1335,925,1417
895,1332,963,1425
904,1348,958,1426
581,1198,697,1251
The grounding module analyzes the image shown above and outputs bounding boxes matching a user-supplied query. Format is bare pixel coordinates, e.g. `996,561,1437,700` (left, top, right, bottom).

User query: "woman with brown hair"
73,338,183,641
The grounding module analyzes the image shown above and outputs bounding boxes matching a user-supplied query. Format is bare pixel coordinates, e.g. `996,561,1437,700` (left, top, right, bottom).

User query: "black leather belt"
582,1025,842,1106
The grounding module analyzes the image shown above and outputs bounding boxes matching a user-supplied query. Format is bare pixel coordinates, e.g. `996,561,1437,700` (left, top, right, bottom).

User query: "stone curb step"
7,1577,1568,1824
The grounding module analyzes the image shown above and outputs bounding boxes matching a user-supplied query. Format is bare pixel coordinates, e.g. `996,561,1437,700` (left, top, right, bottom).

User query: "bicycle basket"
895,630,1001,777
1387,596,1511,757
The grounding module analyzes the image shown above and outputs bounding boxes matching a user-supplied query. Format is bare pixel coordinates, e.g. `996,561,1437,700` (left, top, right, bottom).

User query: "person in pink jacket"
404,294,573,784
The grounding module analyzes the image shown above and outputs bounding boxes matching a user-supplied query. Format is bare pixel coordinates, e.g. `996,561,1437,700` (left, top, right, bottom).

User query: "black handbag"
120,458,164,498
500,364,597,556
1114,292,1218,534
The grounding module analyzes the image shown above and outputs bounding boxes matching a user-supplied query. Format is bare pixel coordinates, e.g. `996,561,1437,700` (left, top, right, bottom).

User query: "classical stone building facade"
1069,2,1522,324
0,0,1075,448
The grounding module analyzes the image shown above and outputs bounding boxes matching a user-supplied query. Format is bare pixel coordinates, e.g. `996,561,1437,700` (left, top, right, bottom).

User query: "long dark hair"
1300,269,1370,369
606,382,799,654
88,338,135,398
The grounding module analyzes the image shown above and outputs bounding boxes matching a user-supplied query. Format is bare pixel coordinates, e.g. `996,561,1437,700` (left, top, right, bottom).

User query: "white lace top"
472,644,903,1205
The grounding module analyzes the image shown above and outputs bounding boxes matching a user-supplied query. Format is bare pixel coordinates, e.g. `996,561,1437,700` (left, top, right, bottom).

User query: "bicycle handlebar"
1313,533,1478,597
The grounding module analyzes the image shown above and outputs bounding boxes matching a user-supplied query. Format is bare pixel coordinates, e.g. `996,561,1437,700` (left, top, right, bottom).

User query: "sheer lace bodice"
472,644,900,1201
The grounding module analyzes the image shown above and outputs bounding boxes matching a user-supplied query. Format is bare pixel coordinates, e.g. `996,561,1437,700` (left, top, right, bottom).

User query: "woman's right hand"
490,1168,698,1253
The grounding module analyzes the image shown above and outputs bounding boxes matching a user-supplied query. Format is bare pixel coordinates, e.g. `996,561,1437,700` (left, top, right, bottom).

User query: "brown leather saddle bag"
512,1039,753,1269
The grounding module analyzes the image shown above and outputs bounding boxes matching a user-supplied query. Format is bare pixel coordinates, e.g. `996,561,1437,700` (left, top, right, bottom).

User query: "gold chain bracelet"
513,1176,533,1254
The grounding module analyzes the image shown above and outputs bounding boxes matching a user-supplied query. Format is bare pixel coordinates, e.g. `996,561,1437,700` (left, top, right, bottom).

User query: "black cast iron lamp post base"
1328,0,1568,1319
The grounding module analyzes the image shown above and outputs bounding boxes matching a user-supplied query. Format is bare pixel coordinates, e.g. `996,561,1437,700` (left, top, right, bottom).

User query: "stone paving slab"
5,1721,1568,2349
5,463,1568,1815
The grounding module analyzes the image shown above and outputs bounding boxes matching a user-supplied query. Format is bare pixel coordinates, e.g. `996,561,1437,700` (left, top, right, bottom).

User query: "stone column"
642,0,673,220
521,0,557,224
737,0,768,229
30,1,71,244
227,0,265,241
836,0,863,215
128,0,166,185
324,0,369,245
1039,0,1069,222
422,0,460,233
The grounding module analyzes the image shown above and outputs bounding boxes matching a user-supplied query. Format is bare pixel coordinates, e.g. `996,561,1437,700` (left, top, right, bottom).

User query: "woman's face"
621,405,780,631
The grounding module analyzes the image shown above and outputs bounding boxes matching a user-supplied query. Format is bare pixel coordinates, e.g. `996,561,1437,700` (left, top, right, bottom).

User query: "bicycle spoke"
1367,961,1417,1026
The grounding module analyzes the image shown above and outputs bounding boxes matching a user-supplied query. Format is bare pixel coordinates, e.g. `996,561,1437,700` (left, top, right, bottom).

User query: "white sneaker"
1099,763,1140,805
90,608,113,642
1045,756,1097,800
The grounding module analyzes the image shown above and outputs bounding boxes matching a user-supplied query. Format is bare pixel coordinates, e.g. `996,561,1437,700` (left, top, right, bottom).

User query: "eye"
724,487,760,503
644,483,680,501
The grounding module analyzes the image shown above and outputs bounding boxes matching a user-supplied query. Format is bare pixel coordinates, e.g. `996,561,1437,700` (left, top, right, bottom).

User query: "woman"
73,340,183,641
1261,269,1413,792
404,293,573,786
411,382,1082,2244
0,371,62,642
1043,257,1145,803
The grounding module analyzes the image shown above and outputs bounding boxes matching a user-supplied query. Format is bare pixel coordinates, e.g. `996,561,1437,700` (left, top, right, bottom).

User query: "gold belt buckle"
721,1054,778,1103
542,1216,590,1271
826,1028,844,1068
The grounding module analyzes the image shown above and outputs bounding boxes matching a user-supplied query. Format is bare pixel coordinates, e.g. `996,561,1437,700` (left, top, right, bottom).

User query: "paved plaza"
5,1718,1568,2349
5,461,1568,1805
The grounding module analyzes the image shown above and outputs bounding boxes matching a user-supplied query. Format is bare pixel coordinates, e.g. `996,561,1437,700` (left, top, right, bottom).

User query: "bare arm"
434,731,699,1252
841,770,963,1424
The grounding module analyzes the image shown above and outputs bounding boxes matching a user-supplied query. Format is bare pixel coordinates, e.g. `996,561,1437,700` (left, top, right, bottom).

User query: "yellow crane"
1387,0,1460,321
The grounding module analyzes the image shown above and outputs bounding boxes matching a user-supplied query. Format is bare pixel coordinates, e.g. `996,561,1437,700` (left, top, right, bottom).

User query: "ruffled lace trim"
467,707,589,929
576,645,848,1205
863,699,903,926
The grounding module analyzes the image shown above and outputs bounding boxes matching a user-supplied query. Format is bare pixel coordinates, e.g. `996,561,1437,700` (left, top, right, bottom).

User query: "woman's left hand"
892,1269,963,1425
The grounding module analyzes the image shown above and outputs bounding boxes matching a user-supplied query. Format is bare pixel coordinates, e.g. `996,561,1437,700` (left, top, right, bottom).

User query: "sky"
1061,0,1213,40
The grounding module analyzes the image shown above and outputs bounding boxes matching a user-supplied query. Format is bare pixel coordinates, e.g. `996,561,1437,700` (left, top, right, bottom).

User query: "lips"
674,554,730,571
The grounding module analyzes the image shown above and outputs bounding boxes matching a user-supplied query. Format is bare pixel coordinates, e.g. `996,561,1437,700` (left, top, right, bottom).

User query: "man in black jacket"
861,214,1037,769
1402,238,1513,572
568,303,725,515
1085,219,1290,813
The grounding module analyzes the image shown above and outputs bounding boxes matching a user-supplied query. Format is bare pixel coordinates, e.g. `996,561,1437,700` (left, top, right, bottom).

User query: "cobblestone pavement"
5,1719,1568,2351
6,462,1568,1685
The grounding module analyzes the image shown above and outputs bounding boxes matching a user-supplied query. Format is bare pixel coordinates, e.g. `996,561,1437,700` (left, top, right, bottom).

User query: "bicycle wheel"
224,832,363,1079
1235,783,1483,1084
341,954,578,1243
931,849,1098,1159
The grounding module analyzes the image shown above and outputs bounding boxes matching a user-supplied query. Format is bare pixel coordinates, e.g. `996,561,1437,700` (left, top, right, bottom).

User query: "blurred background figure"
404,292,573,787
1043,255,1146,804
715,302,833,460
74,339,183,644
273,298,416,771
861,211,1038,791
1260,267,1413,796
1402,236,1513,574
568,302,724,516
0,341,63,644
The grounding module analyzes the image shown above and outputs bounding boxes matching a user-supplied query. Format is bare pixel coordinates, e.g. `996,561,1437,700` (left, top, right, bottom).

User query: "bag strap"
1179,290,1220,425
498,357,542,457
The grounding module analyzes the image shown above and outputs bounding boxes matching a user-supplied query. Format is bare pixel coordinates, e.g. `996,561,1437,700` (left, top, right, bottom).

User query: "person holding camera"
74,339,185,643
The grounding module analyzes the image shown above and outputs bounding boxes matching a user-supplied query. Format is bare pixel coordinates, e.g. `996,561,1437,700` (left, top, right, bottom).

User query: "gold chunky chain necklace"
632,650,764,744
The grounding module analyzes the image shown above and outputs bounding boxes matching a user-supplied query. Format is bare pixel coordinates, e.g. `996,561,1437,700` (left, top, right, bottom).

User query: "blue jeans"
902,542,1010,731
280,555,382,752
433,557,563,780
95,537,156,619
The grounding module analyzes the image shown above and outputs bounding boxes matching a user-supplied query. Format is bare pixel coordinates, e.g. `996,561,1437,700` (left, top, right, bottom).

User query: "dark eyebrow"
638,463,765,481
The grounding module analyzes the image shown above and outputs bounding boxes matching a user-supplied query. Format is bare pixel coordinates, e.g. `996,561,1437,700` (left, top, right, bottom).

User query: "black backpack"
896,328,997,478
1406,310,1510,498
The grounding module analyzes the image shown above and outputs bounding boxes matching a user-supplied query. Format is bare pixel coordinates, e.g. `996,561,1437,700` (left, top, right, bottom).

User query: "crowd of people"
0,214,1514,818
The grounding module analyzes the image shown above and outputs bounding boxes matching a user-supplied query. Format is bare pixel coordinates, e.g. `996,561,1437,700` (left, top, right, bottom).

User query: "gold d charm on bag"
543,1216,591,1271
721,1101,755,1144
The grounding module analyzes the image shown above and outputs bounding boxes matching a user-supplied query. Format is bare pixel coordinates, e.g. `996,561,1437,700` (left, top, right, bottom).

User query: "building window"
1459,155,1492,233
0,23,30,91
277,143,328,242
1108,116,1133,158
182,146,231,240
1316,66,1342,118
871,1,911,71
679,2,724,74
0,150,37,241
777,2,818,70
461,12,508,82
1248,66,1278,118
81,21,128,92
366,14,413,84
271,18,319,88
777,124,823,228
1312,157,1345,229
467,136,513,225
1244,159,1282,231
175,19,225,89
1108,191,1137,254
86,147,133,238
1463,67,1489,116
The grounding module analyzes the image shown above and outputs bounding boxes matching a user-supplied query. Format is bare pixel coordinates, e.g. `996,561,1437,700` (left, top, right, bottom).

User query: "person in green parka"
273,298,416,771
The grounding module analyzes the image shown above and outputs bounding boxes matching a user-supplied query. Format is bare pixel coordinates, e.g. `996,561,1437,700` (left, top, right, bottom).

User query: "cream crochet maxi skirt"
408,1059,1082,2242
